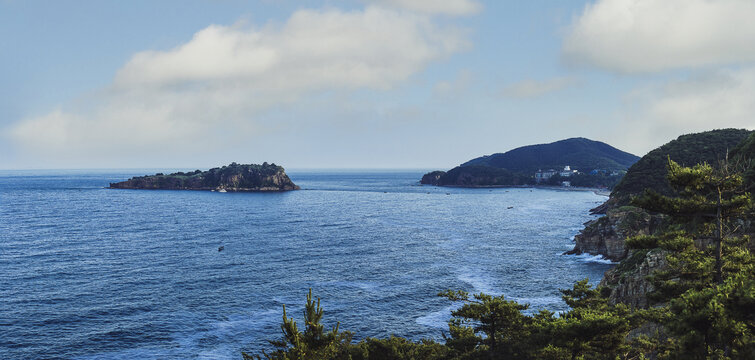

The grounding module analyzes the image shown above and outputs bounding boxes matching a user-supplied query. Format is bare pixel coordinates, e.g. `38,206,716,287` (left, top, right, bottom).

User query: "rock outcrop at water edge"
566,206,663,262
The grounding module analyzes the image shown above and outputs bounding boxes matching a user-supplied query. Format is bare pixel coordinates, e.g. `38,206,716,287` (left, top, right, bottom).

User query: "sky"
2,0,755,170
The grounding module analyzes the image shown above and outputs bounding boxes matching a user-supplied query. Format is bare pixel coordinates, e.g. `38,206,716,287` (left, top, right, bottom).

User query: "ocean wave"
314,280,381,292
457,267,501,295
74,308,282,360
562,253,616,264
415,304,459,329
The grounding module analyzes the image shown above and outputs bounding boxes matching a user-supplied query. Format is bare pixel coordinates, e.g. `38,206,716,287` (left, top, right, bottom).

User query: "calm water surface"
0,170,613,359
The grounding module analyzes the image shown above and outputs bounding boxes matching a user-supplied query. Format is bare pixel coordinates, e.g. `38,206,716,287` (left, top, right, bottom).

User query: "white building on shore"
535,166,579,184
560,166,578,177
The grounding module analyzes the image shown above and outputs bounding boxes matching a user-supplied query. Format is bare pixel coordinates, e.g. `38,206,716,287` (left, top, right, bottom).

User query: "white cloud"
610,67,755,154
648,68,755,130
8,6,469,162
501,76,577,98
115,7,466,89
563,0,755,73
372,0,482,16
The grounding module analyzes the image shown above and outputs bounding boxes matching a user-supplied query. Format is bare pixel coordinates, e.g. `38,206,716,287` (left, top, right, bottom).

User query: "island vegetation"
109,162,299,192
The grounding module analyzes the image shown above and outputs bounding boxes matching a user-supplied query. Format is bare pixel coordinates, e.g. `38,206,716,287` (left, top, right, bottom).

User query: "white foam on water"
457,267,502,295
75,308,283,360
563,253,616,264
316,280,381,292
415,303,460,329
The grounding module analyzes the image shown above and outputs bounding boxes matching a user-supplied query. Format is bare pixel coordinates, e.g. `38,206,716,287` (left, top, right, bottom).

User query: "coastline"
422,183,611,197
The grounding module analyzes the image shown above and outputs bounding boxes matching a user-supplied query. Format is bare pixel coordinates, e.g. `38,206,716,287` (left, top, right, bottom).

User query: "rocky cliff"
570,129,753,262
583,129,755,310
109,162,300,191
566,206,663,262
599,249,667,309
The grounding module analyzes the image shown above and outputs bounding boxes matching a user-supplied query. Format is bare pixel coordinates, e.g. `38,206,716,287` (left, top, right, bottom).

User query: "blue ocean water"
0,170,613,359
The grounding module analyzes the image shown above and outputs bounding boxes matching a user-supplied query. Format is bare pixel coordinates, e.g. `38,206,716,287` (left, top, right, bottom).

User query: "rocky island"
109,162,299,191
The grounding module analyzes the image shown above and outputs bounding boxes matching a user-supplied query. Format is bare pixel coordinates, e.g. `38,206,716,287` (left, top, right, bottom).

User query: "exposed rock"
588,198,615,215
109,162,299,192
566,206,663,262
600,249,668,309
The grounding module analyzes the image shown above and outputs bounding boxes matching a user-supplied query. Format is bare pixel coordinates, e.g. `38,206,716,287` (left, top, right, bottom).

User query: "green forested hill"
462,137,639,173
611,129,753,201
425,165,531,186
422,138,638,187
730,131,755,192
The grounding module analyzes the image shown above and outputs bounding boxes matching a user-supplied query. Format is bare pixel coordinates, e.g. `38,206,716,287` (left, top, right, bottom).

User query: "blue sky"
2,0,754,169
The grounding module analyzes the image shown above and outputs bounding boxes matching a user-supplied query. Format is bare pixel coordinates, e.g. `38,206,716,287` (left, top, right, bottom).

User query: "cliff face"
110,162,300,191
600,249,667,309
580,130,755,311
567,206,663,262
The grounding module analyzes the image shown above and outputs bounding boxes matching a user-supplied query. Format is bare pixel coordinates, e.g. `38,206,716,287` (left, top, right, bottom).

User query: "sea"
0,170,614,359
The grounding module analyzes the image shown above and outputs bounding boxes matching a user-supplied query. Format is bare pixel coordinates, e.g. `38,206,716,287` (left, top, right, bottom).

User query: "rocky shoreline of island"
109,162,299,192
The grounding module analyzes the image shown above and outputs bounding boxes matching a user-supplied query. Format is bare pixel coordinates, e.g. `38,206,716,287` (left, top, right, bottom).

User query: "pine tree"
245,289,353,360
439,290,531,359
631,157,751,285
626,157,754,359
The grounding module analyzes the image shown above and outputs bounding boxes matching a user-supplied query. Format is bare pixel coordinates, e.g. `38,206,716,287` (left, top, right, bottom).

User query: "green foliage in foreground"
247,158,754,360
247,282,638,360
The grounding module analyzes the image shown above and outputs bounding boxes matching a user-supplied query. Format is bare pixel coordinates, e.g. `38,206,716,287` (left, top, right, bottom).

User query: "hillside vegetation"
463,137,639,173
730,131,755,192
422,138,638,188
611,129,752,202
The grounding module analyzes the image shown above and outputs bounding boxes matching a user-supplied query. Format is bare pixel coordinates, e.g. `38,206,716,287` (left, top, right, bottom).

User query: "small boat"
218,189,227,193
